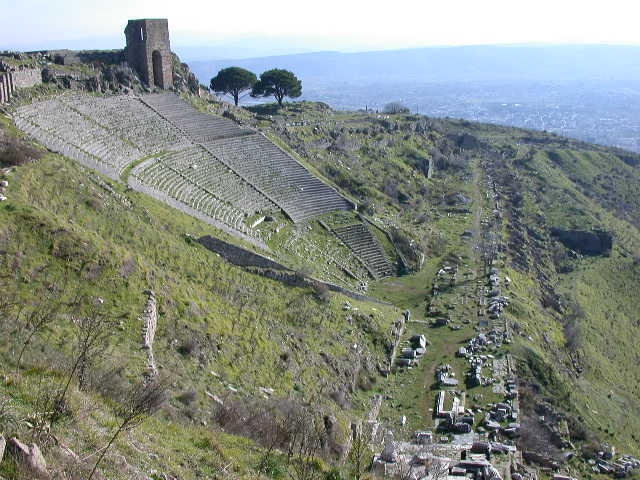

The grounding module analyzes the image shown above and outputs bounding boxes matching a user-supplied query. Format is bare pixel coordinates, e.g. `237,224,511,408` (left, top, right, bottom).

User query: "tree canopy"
383,102,410,114
251,69,302,107
210,67,257,106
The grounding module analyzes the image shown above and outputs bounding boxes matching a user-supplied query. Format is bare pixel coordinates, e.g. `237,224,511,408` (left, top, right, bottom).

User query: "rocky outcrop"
7,437,50,479
551,228,613,256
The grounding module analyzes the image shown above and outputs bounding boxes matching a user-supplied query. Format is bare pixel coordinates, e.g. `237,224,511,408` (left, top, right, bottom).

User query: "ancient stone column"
7,71,14,94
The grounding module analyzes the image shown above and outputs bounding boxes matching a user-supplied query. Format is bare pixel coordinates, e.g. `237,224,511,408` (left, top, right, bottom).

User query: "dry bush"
118,256,137,278
176,389,197,405
0,131,43,167
312,281,331,302
212,397,336,462
176,338,197,356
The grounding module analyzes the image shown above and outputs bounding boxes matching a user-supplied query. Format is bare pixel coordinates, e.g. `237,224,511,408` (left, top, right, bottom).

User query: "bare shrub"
88,379,166,479
213,397,335,464
176,338,197,356
176,389,197,405
84,365,128,404
0,395,20,435
563,300,584,352
0,133,43,167
16,297,61,369
118,256,137,278
347,425,373,480
57,303,117,409
312,281,331,302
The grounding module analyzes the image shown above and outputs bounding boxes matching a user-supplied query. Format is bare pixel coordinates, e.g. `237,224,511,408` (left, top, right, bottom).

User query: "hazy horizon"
9,38,640,63
3,0,640,58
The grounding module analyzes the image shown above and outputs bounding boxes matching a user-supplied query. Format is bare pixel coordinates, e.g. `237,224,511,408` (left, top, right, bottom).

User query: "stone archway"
152,50,164,88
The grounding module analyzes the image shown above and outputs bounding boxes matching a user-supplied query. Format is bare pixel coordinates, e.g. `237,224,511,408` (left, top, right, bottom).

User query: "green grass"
4,95,640,478
0,141,398,476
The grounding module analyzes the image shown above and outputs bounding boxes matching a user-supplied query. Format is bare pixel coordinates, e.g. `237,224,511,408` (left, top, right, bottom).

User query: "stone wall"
47,49,124,66
11,68,41,89
127,176,267,250
0,67,41,104
252,268,391,304
0,74,8,104
198,234,390,304
198,235,286,270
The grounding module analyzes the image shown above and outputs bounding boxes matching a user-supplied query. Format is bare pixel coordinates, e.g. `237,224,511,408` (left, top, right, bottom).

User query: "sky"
2,0,640,58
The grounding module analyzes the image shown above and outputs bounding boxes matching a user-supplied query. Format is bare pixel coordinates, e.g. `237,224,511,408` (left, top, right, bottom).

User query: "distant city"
188,45,640,153
298,81,640,153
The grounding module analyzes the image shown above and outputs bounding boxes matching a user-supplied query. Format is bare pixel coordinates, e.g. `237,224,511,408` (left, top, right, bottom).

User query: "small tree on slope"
210,67,257,106
252,69,302,107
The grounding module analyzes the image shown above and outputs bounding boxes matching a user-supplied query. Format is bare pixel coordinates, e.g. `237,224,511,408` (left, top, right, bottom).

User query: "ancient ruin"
124,19,173,89
333,222,394,278
13,93,353,244
0,66,41,104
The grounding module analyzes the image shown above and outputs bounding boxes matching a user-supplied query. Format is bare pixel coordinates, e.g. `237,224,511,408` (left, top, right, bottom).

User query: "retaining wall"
0,68,42,104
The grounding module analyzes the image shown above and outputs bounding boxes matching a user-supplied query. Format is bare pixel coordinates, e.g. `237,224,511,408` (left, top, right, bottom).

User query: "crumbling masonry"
0,68,41,104
124,19,173,89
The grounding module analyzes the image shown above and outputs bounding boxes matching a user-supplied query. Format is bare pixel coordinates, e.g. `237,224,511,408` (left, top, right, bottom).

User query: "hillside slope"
257,105,640,460
0,114,398,479
1,97,640,478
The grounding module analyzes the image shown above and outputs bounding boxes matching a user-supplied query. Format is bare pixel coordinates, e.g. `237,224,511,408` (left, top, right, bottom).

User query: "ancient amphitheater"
13,93,353,243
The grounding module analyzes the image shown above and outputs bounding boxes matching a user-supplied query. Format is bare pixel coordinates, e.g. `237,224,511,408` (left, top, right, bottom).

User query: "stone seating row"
333,223,395,278
14,98,141,178
141,94,253,142
137,146,276,216
131,158,252,233
62,94,191,154
203,133,353,222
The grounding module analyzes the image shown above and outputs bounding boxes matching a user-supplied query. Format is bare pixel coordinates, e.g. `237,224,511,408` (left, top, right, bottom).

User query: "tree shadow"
246,103,281,115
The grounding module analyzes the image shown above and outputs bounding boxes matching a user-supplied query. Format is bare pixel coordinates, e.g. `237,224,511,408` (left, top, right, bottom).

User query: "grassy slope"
267,105,640,457
481,132,640,455
3,96,640,477
0,115,399,478
525,147,640,452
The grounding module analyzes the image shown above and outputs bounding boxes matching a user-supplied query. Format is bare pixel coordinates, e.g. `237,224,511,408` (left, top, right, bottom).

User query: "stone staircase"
333,223,395,279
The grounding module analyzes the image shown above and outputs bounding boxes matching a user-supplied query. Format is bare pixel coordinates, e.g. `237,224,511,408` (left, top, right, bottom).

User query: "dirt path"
471,158,486,319
414,160,488,429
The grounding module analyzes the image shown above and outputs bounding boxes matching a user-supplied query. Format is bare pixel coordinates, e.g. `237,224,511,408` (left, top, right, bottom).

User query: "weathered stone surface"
381,430,396,463
7,437,50,479
141,289,158,376
0,434,5,463
8,436,29,458
0,68,42,104
198,235,287,270
124,19,173,89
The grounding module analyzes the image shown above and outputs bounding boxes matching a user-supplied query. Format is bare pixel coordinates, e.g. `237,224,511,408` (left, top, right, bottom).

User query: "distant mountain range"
188,44,640,84
188,45,640,151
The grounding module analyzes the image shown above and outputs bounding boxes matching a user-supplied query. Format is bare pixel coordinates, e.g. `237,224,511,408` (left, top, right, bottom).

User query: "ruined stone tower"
124,19,173,89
